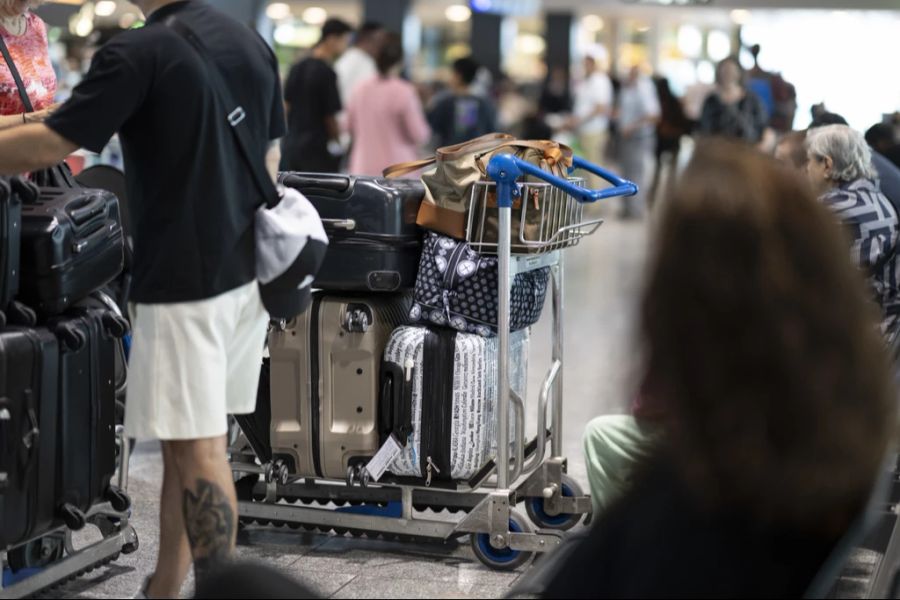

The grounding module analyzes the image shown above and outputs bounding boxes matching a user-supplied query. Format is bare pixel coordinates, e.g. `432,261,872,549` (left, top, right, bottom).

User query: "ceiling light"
266,2,291,21
73,14,93,37
302,7,328,26
95,0,117,17
636,24,651,33
582,15,604,32
730,9,752,25
445,4,472,23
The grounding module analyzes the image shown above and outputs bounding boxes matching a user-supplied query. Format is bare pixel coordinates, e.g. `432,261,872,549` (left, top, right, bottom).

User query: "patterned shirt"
0,12,56,115
821,178,900,336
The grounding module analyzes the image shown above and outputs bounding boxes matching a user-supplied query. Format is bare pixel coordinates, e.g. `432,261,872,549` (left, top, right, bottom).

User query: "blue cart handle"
486,153,638,208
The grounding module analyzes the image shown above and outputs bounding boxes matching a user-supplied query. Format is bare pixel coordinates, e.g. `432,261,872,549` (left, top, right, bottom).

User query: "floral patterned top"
0,12,56,115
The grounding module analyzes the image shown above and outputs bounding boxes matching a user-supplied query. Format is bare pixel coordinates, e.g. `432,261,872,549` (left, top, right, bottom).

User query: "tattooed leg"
183,478,236,582
166,435,238,591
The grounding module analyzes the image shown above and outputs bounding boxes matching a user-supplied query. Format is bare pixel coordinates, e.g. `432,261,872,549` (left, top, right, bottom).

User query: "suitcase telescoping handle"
486,154,638,205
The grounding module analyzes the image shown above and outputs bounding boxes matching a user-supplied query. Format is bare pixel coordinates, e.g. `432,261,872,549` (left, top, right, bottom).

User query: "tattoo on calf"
182,478,235,582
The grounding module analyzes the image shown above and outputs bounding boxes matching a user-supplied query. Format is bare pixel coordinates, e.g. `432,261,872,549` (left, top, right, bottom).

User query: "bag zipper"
442,242,469,291
309,295,324,478
421,329,455,485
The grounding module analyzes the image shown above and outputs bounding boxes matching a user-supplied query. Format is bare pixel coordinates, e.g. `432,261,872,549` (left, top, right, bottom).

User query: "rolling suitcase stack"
263,292,412,480
279,173,424,292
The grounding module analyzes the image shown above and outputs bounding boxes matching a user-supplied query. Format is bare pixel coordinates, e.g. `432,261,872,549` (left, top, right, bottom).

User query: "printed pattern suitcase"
19,186,124,315
279,173,424,292
50,306,130,527
382,326,529,483
0,328,59,549
267,292,411,479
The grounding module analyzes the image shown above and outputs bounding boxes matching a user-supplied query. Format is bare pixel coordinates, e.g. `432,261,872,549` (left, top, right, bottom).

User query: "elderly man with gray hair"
807,124,900,339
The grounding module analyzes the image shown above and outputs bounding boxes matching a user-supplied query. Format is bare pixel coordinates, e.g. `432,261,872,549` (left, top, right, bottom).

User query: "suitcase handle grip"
380,361,413,447
67,194,106,226
322,218,356,232
278,173,352,194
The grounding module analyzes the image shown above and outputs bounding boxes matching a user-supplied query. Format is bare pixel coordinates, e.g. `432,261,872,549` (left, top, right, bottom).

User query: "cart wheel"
525,474,585,531
7,534,65,572
470,509,534,571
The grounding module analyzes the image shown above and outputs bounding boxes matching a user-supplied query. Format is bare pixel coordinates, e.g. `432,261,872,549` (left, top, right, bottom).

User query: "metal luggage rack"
230,154,638,570
1,426,138,599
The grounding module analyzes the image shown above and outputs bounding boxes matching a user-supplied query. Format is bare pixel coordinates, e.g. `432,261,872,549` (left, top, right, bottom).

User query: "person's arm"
0,104,60,131
324,68,343,145
0,123,77,174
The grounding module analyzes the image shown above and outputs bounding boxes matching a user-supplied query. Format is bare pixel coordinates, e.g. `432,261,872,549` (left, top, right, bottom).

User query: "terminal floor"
40,212,876,598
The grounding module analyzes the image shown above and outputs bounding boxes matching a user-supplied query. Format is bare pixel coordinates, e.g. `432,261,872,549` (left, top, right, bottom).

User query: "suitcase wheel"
6,301,37,327
60,503,88,531
105,486,132,512
102,312,131,338
55,322,88,351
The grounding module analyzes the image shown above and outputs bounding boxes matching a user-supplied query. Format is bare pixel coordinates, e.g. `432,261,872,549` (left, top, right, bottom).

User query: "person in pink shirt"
347,32,430,176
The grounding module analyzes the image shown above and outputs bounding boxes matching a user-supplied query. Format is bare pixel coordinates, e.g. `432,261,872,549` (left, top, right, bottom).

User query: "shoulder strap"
0,34,34,113
383,158,436,179
164,16,279,207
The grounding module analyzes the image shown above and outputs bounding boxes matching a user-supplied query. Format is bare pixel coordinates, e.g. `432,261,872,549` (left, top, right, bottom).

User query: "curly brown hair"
642,140,896,533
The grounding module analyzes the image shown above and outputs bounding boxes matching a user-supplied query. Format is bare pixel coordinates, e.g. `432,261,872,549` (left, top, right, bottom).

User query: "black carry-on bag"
279,173,425,293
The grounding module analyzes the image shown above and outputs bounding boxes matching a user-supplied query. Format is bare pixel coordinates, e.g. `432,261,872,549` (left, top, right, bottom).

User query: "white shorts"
125,280,268,441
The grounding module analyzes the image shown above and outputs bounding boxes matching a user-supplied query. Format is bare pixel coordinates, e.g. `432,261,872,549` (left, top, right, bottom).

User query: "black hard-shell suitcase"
50,307,131,528
0,177,27,328
0,328,59,549
278,173,424,292
19,186,125,315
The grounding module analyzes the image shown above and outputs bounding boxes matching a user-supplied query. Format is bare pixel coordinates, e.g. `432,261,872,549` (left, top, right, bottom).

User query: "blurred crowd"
280,19,900,226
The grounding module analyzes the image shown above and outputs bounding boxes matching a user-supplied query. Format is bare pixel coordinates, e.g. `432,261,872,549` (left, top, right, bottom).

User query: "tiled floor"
41,213,650,599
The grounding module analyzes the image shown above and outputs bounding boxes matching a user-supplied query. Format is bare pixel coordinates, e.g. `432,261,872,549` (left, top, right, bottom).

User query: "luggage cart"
0,426,138,599
229,154,637,570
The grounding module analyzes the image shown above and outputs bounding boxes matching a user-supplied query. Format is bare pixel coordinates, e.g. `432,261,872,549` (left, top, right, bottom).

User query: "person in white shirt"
617,66,661,218
334,22,385,107
570,53,613,188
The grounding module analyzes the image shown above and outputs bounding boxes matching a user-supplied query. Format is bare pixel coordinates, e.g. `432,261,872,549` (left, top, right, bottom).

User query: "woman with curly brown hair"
551,140,896,598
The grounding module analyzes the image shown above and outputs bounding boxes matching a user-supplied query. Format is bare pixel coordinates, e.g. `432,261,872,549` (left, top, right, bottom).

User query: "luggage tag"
367,360,415,483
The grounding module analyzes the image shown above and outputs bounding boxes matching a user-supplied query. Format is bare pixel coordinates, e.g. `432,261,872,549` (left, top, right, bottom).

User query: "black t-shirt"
281,57,341,169
45,0,285,304
427,92,497,148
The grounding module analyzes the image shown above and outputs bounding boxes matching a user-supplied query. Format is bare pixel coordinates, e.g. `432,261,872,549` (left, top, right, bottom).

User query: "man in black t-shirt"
0,1,285,596
280,18,352,173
